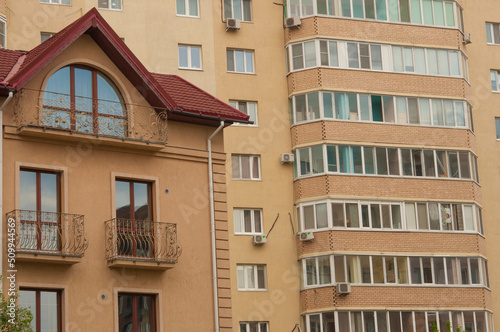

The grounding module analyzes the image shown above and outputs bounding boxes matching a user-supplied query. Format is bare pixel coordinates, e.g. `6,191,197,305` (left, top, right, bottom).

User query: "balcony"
105,218,182,270
11,88,168,148
6,210,88,264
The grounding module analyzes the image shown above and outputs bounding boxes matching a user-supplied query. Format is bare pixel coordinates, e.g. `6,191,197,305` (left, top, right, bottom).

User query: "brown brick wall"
288,69,469,99
301,286,491,312
292,121,475,150
294,176,481,203
286,17,464,52
297,231,485,257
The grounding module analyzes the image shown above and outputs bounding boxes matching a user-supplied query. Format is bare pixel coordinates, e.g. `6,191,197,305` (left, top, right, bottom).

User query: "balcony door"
19,169,61,251
115,180,154,258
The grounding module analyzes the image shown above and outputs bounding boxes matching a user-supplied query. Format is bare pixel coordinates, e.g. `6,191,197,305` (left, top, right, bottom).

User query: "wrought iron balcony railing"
12,88,168,144
6,210,88,258
105,218,182,264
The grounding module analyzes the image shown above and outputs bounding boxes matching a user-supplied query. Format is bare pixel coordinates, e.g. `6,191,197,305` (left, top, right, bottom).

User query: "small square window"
491,70,500,91
237,264,266,290
176,0,199,17
232,154,260,180
227,49,254,74
98,0,122,10
178,45,202,70
229,100,257,125
234,208,263,234
224,0,251,21
41,32,54,43
486,23,500,45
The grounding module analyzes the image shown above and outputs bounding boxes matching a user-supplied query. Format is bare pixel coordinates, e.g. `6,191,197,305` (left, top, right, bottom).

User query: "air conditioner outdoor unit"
463,31,472,44
285,16,301,28
253,234,267,245
337,282,351,295
226,18,241,31
299,231,314,242
281,153,295,164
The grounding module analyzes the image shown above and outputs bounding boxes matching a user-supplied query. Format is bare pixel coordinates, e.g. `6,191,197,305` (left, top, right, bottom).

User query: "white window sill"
178,67,203,71
176,14,201,19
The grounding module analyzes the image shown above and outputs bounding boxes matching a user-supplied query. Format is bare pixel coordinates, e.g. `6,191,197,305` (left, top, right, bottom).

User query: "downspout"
0,91,14,283
208,120,225,332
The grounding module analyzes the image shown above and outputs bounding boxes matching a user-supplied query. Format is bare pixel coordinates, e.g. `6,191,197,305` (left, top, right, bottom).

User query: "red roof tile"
0,49,24,83
152,73,250,122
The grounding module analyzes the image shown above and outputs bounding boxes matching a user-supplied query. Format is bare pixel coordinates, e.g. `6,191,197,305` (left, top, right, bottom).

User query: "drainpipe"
0,91,14,283
208,120,225,332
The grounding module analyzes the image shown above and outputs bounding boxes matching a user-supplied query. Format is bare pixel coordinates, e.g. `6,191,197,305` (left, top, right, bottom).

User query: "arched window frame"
42,64,128,137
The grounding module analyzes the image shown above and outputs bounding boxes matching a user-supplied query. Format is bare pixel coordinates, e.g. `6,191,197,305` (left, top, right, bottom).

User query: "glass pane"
360,44,370,69
339,146,351,173
455,102,465,127
247,266,256,288
304,41,316,68
245,51,254,73
396,97,407,124
422,257,432,283
373,256,384,283
232,0,242,20
323,312,336,332
408,98,419,124
410,257,421,284
402,312,414,332
423,150,435,177
419,98,431,125
234,50,245,72
338,312,350,332
134,182,150,220
389,311,401,332
449,51,460,76
410,0,421,23
327,145,337,172
320,41,329,66
417,203,428,230
360,256,371,283
119,294,134,332
494,24,500,44
404,47,414,72
401,149,412,176
335,93,348,119
227,50,235,71
397,256,409,284
365,0,375,19
346,203,360,228
376,0,387,20
392,46,404,72
434,257,446,284
359,94,370,121
329,41,339,66
323,93,334,119
427,49,438,75
383,96,395,123
299,148,311,176
310,314,321,332
376,147,388,175
237,265,245,289
341,0,352,17
304,206,315,230
422,0,433,25
470,258,480,284
392,205,402,229
388,0,399,21
116,181,131,219
414,48,426,74
295,95,307,122
306,258,317,285
347,256,360,283
445,2,454,26
385,257,396,283
348,94,358,120
352,0,364,18
486,23,493,43
254,210,262,233
399,0,410,22
292,45,304,70
40,173,59,214
308,92,321,120
334,255,346,283
302,0,314,16
413,151,424,176
318,256,332,284
381,205,391,228
352,146,363,174
177,0,187,16
388,148,400,175
429,203,440,230
348,43,359,68
377,312,387,332
433,1,445,26
437,50,450,76
316,203,328,228
20,171,37,211
136,295,155,332
189,0,198,15
459,151,470,179
311,145,324,174
406,203,417,229
332,203,345,227
463,205,474,231
74,68,93,116
233,210,242,233
364,147,375,174
190,47,201,69
243,0,251,21
19,290,37,332
432,99,443,125
243,210,252,233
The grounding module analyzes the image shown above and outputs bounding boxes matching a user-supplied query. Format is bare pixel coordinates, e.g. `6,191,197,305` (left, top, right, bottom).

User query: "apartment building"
1,0,498,331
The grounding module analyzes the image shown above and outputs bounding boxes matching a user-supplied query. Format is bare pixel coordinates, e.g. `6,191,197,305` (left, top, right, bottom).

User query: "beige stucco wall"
2,33,229,331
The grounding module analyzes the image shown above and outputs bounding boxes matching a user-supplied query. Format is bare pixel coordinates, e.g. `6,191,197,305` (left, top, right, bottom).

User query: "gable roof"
0,8,249,125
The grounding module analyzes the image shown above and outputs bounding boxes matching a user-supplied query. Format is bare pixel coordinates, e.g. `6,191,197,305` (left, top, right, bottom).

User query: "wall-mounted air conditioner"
226,18,241,31
299,231,314,241
253,234,267,245
281,153,294,164
337,282,351,295
285,16,301,28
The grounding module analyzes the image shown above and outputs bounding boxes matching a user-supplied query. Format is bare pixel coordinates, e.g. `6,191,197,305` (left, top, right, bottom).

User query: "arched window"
42,65,127,137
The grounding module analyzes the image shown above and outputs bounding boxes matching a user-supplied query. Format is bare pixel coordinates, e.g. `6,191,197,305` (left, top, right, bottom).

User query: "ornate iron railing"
6,210,88,257
12,88,168,143
105,218,182,264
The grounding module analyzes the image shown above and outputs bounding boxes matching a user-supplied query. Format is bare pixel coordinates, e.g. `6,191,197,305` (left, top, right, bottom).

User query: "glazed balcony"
11,88,168,149
105,218,182,270
6,210,88,264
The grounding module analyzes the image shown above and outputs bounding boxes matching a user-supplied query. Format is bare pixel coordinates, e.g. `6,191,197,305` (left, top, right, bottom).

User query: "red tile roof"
152,73,249,121
0,8,249,124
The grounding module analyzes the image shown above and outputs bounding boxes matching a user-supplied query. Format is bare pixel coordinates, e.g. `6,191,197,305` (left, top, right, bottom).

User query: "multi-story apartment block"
1,0,499,331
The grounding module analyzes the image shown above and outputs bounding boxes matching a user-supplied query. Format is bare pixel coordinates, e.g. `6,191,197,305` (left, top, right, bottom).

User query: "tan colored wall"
292,122,476,150
301,286,491,312
297,231,486,257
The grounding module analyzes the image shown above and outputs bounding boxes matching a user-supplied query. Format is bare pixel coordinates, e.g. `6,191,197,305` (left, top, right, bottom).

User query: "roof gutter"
169,108,251,125
208,120,225,332
0,92,14,285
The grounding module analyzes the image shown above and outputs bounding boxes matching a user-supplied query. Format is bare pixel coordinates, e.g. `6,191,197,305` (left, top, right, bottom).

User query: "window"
43,65,127,137
240,322,268,332
178,45,202,69
347,43,383,70
176,0,199,16
19,289,61,332
41,32,54,43
224,0,251,21
98,0,122,10
496,118,500,139
393,46,461,77
227,49,254,73
237,265,266,290
234,209,263,234
486,23,500,45
232,155,260,180
289,40,338,71
491,70,500,91
115,180,154,258
300,254,488,288
229,100,257,125
0,17,5,48
40,0,71,4
19,169,61,251
118,294,156,332
287,0,462,30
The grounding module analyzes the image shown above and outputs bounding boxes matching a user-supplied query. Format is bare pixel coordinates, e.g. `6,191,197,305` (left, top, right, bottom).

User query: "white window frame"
233,208,263,235
39,0,71,5
97,0,122,10
491,70,500,92
178,44,202,70
227,49,255,74
0,16,5,49
232,154,261,180
239,322,268,332
224,0,252,22
237,265,267,291
176,0,199,17
229,100,258,126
